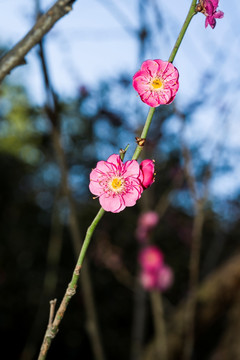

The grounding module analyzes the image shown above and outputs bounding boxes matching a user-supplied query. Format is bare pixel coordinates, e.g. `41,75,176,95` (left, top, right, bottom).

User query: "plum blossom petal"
200,0,224,29
214,10,224,19
133,59,179,107
205,16,216,28
100,193,124,213
123,160,141,178
140,59,160,78
211,0,219,7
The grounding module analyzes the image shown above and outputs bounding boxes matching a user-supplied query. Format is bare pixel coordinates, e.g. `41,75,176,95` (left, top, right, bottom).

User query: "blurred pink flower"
140,265,173,291
135,227,149,243
138,211,159,230
135,211,159,243
139,246,163,272
133,59,179,107
138,246,173,291
140,270,157,290
89,154,143,213
157,265,174,291
199,0,224,29
140,159,155,189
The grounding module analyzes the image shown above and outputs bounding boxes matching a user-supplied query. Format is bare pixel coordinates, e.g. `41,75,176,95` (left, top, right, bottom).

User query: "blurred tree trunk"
143,252,240,360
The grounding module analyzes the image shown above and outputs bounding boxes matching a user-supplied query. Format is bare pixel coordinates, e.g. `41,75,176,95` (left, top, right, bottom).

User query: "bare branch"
0,0,76,83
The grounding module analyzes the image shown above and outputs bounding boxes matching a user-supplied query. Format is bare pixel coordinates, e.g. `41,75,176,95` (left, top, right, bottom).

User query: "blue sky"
0,0,240,200
0,0,233,102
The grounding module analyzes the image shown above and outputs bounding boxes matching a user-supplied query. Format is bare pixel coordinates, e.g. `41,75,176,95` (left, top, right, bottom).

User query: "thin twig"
38,207,105,360
0,0,77,83
48,299,57,327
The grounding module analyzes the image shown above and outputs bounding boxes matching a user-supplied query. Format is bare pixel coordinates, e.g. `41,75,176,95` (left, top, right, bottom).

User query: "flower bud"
140,159,155,189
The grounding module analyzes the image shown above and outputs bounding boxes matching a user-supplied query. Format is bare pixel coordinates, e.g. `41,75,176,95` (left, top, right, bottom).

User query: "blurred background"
1,0,240,359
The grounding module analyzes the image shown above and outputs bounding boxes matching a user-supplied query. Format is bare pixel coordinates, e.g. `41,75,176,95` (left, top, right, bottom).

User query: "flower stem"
132,107,155,160
168,0,197,63
38,207,105,360
38,3,198,358
75,207,105,276
132,0,197,162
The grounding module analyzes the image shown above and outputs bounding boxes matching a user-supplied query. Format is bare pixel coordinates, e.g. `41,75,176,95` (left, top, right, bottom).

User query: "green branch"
37,2,198,358
132,0,197,161
38,207,105,360
168,0,197,63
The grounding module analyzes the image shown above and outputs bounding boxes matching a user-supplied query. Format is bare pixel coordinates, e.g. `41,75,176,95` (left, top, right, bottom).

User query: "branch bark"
0,0,76,83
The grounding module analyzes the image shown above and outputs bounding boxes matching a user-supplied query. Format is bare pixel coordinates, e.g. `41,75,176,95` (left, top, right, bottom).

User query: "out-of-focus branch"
181,144,198,203
174,105,210,360
210,290,240,360
143,252,240,360
38,207,105,360
0,0,76,83
20,191,64,360
130,160,184,360
37,37,106,360
96,0,136,36
182,196,206,360
150,291,168,360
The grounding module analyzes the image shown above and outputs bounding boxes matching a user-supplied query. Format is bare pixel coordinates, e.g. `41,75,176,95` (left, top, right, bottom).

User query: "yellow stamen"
151,78,163,90
111,178,122,190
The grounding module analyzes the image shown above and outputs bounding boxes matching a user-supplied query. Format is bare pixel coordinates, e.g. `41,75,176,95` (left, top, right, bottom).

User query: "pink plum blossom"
140,266,173,291
135,227,149,243
140,271,157,290
89,154,143,213
89,155,155,213
157,265,174,291
138,246,173,291
138,246,163,272
199,0,224,29
135,211,159,243
133,59,179,107
138,211,159,230
139,159,155,189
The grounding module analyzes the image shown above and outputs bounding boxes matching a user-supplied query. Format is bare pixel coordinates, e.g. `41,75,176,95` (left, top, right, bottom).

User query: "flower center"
151,77,163,90
108,177,125,193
